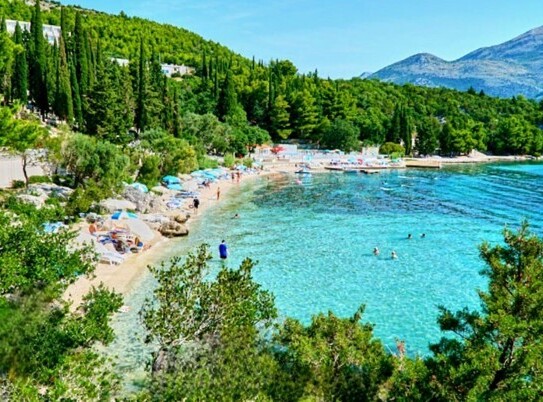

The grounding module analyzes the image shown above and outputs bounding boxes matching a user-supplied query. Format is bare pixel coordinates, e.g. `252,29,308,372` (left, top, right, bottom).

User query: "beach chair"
99,251,125,265
95,243,126,265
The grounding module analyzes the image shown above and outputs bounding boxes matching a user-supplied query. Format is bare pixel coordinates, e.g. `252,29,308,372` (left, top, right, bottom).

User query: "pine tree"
54,35,73,122
270,94,291,140
29,0,48,115
290,89,318,138
11,22,27,103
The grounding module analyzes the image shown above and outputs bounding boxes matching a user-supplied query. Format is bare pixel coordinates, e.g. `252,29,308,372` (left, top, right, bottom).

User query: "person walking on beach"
216,187,221,201
219,240,228,259
193,197,200,211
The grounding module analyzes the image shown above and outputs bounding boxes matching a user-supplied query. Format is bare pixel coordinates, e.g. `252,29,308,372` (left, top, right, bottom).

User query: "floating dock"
404,159,442,169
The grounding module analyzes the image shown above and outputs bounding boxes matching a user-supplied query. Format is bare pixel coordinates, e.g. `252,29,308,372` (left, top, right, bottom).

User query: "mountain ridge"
369,26,543,98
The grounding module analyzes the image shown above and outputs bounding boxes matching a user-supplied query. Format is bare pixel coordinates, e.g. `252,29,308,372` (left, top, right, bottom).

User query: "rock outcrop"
122,186,166,213
159,221,189,237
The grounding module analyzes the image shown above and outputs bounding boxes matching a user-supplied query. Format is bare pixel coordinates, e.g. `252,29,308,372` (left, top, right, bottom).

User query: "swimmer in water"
391,251,398,259
407,234,412,240
421,233,426,238
373,247,380,256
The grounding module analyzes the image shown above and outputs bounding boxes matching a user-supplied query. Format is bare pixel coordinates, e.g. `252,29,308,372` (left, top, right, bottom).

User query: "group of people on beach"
373,233,426,260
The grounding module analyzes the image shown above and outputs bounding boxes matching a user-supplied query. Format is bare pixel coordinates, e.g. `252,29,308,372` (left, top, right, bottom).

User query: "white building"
111,58,194,77
161,64,195,77
6,19,62,44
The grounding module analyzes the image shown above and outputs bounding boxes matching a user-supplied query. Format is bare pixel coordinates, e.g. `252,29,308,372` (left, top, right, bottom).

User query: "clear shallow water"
107,162,543,385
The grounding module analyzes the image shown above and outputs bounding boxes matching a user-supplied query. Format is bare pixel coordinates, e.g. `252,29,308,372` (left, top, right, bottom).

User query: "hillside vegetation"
0,0,543,160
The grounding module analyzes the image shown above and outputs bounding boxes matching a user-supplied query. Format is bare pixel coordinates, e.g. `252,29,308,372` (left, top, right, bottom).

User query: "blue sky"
62,0,543,78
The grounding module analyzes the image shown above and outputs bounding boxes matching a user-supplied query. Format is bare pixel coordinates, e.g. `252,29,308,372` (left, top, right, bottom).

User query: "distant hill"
369,26,543,99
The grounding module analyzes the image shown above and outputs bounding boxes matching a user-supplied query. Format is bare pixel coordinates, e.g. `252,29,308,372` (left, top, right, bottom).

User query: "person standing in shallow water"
219,240,228,259
193,197,200,212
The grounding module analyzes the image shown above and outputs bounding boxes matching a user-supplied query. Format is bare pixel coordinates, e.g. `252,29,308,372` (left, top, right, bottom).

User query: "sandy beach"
63,166,294,309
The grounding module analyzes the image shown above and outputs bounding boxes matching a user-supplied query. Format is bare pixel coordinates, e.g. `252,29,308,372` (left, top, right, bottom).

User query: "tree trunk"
22,153,29,187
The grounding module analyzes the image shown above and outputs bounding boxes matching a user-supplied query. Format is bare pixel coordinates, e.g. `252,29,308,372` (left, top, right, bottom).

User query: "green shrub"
242,157,253,168
11,180,25,189
28,175,52,184
223,153,235,168
65,181,110,216
137,155,162,187
198,156,219,169
379,142,405,156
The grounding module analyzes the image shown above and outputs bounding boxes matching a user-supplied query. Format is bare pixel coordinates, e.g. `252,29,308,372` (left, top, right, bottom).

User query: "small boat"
295,168,312,175
343,168,359,174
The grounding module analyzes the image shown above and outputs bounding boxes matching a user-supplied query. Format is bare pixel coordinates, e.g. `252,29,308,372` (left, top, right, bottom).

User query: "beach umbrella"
162,175,181,185
167,183,183,191
125,218,155,242
130,182,149,193
111,210,138,220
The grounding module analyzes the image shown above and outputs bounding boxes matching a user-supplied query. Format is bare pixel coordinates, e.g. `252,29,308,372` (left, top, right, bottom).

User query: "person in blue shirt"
219,240,228,259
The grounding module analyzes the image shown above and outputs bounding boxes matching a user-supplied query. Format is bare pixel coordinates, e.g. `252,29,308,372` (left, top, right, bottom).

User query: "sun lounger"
95,243,126,265
99,251,125,265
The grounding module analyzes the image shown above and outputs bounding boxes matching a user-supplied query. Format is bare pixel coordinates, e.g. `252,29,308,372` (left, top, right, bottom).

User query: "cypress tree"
0,14,11,101
217,69,237,121
11,22,28,103
201,51,208,79
29,0,48,115
172,85,181,138
388,104,402,143
54,35,73,122
60,7,68,48
73,12,89,95
400,106,413,155
69,56,83,128
86,34,95,88
135,37,147,132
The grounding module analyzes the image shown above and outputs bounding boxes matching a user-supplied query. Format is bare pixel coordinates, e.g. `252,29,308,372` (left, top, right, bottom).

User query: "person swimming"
373,247,380,256
421,233,426,238
407,234,412,240
391,251,398,259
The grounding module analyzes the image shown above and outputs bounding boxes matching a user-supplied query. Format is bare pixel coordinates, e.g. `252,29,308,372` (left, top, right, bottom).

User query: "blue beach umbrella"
167,183,183,191
111,210,138,220
162,175,181,185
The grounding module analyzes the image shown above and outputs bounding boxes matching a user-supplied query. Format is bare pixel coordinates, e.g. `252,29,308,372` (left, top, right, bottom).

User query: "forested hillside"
1,0,543,160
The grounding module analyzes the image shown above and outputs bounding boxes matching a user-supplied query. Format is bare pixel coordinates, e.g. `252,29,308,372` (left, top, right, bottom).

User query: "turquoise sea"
108,162,543,383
